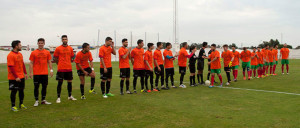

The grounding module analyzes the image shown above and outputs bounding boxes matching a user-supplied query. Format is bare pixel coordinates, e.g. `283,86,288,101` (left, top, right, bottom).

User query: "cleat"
41,100,51,105
126,90,133,94
20,104,27,110
287,73,289,75
133,90,137,94
141,89,145,93
282,73,284,75
68,96,77,101
81,95,86,100
120,91,124,95
172,86,177,88
190,84,195,87
155,87,160,91
161,85,168,90
147,90,151,93
152,88,159,92
34,101,39,107
11,106,18,112
217,83,223,87
103,94,108,98
234,79,237,82
257,77,260,78
248,77,251,80
243,77,246,80
166,86,170,89
226,82,230,86
209,85,214,88
106,93,115,97
89,89,97,94
56,98,61,103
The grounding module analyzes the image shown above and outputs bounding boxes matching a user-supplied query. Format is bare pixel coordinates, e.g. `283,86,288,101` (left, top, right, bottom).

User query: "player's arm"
23,62,28,80
154,53,160,71
111,42,116,55
47,59,53,77
144,60,153,71
122,48,131,59
29,61,34,79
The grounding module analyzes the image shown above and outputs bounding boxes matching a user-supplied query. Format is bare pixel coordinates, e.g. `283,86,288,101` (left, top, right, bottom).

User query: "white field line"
220,86,300,96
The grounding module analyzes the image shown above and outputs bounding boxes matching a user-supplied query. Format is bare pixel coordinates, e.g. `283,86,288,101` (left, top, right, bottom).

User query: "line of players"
6,35,290,112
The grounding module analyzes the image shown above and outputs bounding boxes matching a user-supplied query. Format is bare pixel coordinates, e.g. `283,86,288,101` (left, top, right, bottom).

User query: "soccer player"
240,47,252,80
272,44,279,75
99,37,116,98
178,42,195,88
163,43,178,88
119,38,133,95
231,46,240,82
205,44,223,87
144,43,155,92
262,45,270,76
154,42,167,90
29,38,53,106
7,40,28,112
188,45,198,87
197,42,207,85
280,43,290,74
250,47,258,78
206,49,217,84
221,44,234,85
257,47,264,78
74,43,95,99
268,45,275,75
54,35,76,103
131,39,145,93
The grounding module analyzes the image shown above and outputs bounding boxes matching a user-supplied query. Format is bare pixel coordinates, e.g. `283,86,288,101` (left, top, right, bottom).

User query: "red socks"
243,71,246,77
286,64,289,73
211,75,215,86
281,65,284,73
253,69,256,77
273,65,276,74
270,66,273,74
247,71,251,78
218,75,223,83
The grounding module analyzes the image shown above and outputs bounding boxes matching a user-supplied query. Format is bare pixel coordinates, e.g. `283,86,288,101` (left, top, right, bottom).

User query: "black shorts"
154,65,164,75
56,71,73,80
179,66,186,75
197,60,204,70
9,78,25,90
145,70,153,77
133,70,145,77
100,67,113,80
77,67,92,76
189,65,196,73
120,68,130,78
165,68,174,76
34,75,48,85
224,66,231,72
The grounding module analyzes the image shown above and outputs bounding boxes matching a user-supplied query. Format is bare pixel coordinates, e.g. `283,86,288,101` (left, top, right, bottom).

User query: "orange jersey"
29,49,51,75
144,50,153,70
163,49,174,68
257,51,264,64
131,48,145,70
262,49,269,62
272,49,278,61
74,51,93,70
280,48,289,59
7,51,25,80
209,50,221,69
118,47,130,69
53,45,74,72
240,50,251,62
99,45,113,68
250,52,258,65
221,50,234,67
232,51,240,66
153,49,164,67
178,48,188,67
268,50,274,62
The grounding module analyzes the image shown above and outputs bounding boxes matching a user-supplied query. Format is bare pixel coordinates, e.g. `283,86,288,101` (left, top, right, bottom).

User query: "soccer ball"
205,80,211,86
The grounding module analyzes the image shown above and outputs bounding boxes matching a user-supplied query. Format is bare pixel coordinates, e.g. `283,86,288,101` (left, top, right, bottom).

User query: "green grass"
0,60,300,128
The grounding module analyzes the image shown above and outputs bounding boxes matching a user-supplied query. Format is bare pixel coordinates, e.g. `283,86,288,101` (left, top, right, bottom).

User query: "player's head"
105,37,113,46
283,43,287,48
122,38,128,47
253,47,256,52
257,46,261,51
166,43,172,49
265,44,269,49
82,43,90,52
223,44,228,51
61,35,68,45
137,39,144,48
232,45,236,51
270,45,273,49
182,42,188,49
189,45,196,53
147,43,154,50
157,42,163,49
11,40,22,51
274,44,278,49
37,38,45,49
202,42,208,48
211,44,216,51
243,47,247,51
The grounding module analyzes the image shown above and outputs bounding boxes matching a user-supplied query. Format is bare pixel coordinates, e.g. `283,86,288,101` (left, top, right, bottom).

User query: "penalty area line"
220,87,300,96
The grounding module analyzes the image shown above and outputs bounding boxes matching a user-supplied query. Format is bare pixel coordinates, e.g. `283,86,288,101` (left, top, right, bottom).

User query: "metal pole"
114,30,117,61
158,32,159,42
130,31,133,48
145,32,147,46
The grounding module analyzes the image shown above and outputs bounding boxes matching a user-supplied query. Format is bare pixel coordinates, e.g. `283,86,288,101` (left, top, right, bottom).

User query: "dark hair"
265,44,269,47
232,45,237,48
61,35,67,39
182,42,187,47
202,42,208,47
147,43,154,48
106,37,112,41
166,43,171,47
38,38,45,42
253,47,257,49
157,42,162,47
122,38,127,43
223,44,228,47
82,43,89,49
189,45,196,52
270,45,273,47
137,39,143,45
211,44,216,47
11,40,21,48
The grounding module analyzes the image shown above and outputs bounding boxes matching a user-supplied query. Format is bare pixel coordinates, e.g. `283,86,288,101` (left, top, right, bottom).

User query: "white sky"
0,0,299,47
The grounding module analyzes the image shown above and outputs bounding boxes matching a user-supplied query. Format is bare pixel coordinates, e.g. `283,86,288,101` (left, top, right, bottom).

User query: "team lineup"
7,35,290,112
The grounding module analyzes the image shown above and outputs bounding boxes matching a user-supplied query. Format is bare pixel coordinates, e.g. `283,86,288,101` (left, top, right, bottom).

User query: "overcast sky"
0,0,299,47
